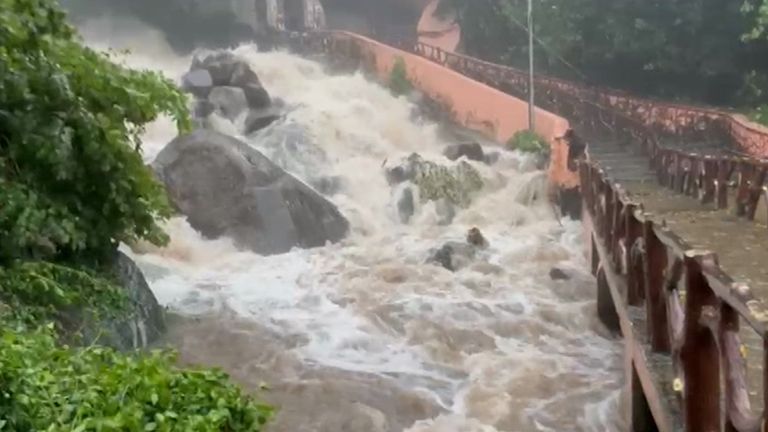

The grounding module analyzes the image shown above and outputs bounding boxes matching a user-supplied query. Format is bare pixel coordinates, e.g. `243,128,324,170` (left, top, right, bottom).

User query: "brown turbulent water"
83,14,627,432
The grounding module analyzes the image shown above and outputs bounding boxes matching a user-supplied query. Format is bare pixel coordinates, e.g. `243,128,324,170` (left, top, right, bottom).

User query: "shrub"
0,0,191,265
388,57,413,96
0,326,274,431
0,2,274,430
506,130,550,155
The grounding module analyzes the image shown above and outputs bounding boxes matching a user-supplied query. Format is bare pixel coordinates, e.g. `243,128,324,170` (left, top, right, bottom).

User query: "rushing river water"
80,15,626,432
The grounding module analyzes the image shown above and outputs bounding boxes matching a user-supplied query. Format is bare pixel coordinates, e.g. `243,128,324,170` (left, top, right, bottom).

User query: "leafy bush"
0,261,127,331
388,57,413,96
0,326,274,431
0,2,274,430
0,0,190,265
506,130,550,155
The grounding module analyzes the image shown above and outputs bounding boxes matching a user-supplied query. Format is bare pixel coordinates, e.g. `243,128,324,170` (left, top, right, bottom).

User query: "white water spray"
80,14,626,432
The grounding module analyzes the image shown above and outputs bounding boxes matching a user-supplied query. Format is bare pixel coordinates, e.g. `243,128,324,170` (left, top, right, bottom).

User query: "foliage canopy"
0,0,190,265
0,1,272,430
438,0,768,109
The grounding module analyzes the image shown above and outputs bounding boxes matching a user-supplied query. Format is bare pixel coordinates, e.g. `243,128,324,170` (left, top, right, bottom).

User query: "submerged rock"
244,107,282,134
466,227,489,248
152,129,349,255
549,267,571,281
427,241,477,272
428,228,489,272
397,187,415,223
484,151,501,165
434,198,456,225
443,142,485,162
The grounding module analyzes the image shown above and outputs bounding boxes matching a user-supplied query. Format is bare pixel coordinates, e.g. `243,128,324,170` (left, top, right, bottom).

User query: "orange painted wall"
331,32,577,190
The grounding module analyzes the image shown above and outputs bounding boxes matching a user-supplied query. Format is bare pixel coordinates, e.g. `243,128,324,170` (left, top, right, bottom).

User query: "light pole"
527,0,535,131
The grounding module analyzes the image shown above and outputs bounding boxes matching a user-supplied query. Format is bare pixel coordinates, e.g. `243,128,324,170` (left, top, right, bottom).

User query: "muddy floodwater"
83,14,626,432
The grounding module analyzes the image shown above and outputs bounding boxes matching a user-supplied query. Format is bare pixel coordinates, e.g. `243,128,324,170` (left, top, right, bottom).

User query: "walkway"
589,138,767,409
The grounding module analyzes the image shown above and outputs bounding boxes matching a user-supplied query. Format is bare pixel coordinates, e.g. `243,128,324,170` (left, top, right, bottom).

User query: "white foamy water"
81,15,626,432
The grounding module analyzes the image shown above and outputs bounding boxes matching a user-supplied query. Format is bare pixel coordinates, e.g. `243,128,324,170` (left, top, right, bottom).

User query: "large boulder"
152,130,349,255
190,50,272,109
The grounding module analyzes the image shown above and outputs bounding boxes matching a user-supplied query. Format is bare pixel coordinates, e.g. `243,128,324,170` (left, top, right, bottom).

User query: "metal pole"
527,0,535,131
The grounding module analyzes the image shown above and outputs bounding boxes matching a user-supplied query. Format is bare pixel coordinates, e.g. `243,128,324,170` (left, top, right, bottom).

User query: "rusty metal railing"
408,42,768,224
582,159,768,431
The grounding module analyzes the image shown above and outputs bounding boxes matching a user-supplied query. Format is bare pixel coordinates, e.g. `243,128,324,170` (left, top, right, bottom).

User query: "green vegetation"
0,326,273,431
438,0,768,118
0,0,272,429
388,57,413,96
506,130,549,155
410,156,484,208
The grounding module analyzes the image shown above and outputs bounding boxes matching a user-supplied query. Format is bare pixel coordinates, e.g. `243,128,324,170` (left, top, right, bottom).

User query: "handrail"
406,41,768,221
582,160,768,431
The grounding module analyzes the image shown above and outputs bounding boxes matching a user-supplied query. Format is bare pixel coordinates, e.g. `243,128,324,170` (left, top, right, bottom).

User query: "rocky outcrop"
385,153,483,217
152,129,349,255
63,251,166,351
182,50,280,135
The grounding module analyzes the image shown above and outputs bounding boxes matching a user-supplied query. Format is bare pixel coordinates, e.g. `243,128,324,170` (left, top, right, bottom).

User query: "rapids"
80,15,626,432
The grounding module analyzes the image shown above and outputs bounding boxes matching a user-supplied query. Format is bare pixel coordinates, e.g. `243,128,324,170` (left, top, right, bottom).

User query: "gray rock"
310,176,342,195
384,153,421,186
62,251,166,351
194,99,216,118
444,142,485,162
182,69,213,98
427,241,476,272
152,130,349,255
192,51,272,108
484,151,501,165
192,51,240,86
208,86,249,121
435,198,455,225
397,187,415,223
241,84,272,110
244,107,281,134
549,267,571,281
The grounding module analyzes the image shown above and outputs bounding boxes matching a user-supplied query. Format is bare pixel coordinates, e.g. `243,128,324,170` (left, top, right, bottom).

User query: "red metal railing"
408,42,768,223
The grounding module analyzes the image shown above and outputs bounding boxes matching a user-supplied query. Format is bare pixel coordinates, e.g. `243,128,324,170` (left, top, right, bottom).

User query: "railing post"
717,159,730,210
625,207,643,306
681,254,720,432
643,221,671,353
